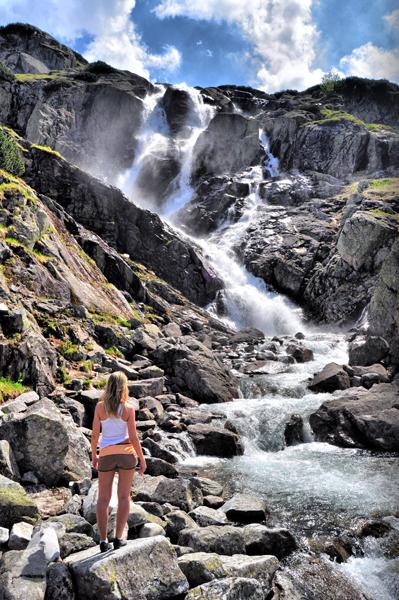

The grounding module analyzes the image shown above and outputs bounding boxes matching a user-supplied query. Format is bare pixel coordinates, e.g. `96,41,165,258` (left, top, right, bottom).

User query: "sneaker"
99,541,112,553
113,537,127,550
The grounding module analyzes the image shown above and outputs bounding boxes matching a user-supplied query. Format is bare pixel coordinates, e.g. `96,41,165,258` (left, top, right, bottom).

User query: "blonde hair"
101,371,128,416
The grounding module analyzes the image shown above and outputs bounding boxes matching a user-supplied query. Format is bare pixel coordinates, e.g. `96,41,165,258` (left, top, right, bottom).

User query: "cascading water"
120,85,399,600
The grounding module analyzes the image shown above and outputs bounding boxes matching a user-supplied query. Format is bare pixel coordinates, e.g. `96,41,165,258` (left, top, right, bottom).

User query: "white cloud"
153,0,324,91
384,8,399,30
339,42,399,83
0,0,181,79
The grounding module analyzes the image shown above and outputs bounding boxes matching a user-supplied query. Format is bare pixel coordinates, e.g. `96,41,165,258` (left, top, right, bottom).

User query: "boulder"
309,383,399,451
186,577,263,599
165,510,199,543
286,343,314,363
284,414,305,446
178,526,246,555
0,526,9,545
65,536,189,600
187,424,244,457
151,337,238,403
138,522,166,538
337,211,396,271
190,477,223,497
8,521,33,550
243,525,297,559
308,363,351,393
59,532,96,558
271,554,369,599
189,506,228,527
0,399,91,485
45,562,75,600
220,494,269,524
178,551,278,594
145,457,178,478
134,475,203,512
0,439,20,480
48,513,94,537
0,474,38,528
348,336,389,366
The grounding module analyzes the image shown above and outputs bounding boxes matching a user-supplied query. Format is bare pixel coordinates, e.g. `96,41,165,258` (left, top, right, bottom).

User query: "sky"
0,0,398,92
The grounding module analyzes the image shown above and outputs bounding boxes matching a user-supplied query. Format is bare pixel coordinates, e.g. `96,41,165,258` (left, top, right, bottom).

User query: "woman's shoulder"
96,401,106,417
123,404,135,419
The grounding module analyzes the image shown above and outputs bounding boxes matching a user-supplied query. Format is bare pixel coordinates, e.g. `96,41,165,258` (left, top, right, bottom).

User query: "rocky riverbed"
0,22,398,600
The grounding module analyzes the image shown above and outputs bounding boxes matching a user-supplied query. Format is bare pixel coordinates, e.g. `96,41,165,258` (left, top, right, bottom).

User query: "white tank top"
99,404,129,449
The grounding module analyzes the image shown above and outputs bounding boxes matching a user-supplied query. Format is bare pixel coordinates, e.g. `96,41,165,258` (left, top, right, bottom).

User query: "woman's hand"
92,454,99,470
138,458,147,475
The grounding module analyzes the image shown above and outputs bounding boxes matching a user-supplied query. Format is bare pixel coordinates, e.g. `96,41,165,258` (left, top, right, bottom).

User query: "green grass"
57,366,71,385
368,178,399,189
80,360,94,373
105,346,124,358
60,340,80,359
367,208,399,223
307,109,395,132
31,248,52,263
94,377,107,389
0,376,29,403
31,144,63,159
5,236,25,248
0,171,37,203
15,73,58,82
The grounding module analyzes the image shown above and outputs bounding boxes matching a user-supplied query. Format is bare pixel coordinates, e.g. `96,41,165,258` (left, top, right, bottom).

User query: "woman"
91,371,147,552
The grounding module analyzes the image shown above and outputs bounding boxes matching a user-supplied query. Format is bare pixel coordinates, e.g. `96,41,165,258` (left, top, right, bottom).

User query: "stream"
118,85,399,600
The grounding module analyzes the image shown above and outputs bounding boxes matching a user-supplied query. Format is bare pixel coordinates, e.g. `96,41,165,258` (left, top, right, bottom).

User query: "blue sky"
1,0,398,91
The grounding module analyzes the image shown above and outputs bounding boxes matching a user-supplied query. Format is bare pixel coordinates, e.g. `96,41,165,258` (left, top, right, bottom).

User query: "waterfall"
121,88,304,336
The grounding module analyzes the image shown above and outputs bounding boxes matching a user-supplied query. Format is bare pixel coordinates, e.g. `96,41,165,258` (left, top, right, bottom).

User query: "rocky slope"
0,22,398,600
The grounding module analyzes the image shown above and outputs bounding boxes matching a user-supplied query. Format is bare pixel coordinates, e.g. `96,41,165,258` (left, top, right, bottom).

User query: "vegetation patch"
0,170,37,202
363,177,399,201
0,61,15,82
0,130,25,176
80,360,94,373
0,376,29,403
15,73,57,82
105,346,124,358
31,144,63,159
306,109,395,132
367,208,399,224
60,340,80,359
94,377,107,389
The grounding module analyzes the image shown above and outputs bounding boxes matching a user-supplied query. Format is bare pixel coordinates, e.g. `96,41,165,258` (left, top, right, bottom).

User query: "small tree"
321,70,342,93
0,130,25,176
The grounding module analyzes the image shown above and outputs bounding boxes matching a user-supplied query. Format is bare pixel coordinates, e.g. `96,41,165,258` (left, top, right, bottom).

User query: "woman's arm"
91,403,101,469
127,406,147,475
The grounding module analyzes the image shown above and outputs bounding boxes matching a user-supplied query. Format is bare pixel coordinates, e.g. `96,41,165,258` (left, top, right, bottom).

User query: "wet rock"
189,506,228,527
162,86,198,134
8,521,33,550
220,494,269,524
243,525,297,559
186,576,263,599
308,362,351,393
141,438,178,464
65,536,189,600
284,414,305,446
0,398,91,485
309,383,399,451
271,554,369,599
178,525,246,555
151,337,238,403
357,519,393,538
348,335,389,366
190,477,223,497
134,475,203,512
286,343,314,363
0,474,38,528
0,439,20,480
187,423,244,457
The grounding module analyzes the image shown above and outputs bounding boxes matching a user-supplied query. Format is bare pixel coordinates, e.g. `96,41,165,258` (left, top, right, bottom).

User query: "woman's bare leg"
115,468,134,539
96,470,115,540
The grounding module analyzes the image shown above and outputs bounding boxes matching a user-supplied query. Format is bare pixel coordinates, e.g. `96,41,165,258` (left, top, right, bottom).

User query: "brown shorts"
98,454,137,472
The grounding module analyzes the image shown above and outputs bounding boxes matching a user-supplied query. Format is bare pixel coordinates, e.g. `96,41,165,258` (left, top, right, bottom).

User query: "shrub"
0,130,25,176
320,70,342,93
94,377,107,389
105,346,124,358
86,61,117,75
60,340,80,359
0,61,15,82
